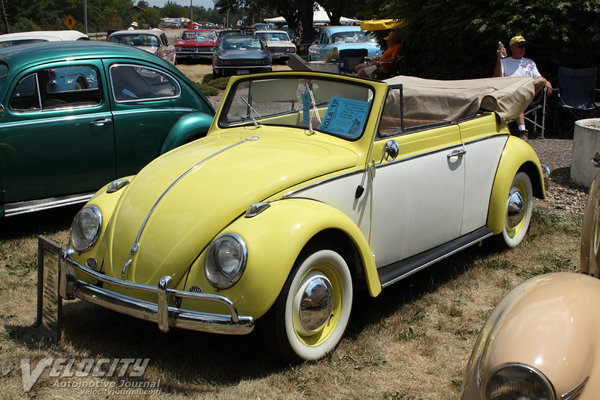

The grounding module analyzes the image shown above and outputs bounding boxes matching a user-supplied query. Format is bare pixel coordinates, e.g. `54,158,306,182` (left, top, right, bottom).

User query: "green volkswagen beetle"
0,41,214,217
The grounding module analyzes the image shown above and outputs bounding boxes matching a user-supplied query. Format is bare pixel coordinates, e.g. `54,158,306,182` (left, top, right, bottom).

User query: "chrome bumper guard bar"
60,248,254,335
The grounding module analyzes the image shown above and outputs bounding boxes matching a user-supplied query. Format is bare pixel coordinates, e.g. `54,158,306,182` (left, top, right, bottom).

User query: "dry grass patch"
0,207,582,399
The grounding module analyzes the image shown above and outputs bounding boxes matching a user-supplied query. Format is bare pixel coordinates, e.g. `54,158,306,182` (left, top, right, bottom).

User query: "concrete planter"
571,118,600,187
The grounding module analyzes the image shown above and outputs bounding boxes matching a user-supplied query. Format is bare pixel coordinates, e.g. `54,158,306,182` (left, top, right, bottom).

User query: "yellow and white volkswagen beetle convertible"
54,71,546,362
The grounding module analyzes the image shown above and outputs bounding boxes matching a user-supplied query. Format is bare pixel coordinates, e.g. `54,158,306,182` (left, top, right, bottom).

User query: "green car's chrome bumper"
59,248,254,335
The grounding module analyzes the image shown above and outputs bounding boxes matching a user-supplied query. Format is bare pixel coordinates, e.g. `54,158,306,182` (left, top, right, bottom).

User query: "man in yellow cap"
356,30,402,78
494,35,553,137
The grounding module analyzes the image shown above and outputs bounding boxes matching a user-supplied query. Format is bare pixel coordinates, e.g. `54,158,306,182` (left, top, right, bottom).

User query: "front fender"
182,198,381,320
160,112,213,154
487,136,546,234
462,273,600,399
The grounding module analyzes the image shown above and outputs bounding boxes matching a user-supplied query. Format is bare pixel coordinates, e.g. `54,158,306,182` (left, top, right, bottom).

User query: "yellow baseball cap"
510,35,526,46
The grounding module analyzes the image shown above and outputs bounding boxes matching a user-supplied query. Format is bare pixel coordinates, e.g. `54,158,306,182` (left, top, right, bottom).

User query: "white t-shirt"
501,57,541,79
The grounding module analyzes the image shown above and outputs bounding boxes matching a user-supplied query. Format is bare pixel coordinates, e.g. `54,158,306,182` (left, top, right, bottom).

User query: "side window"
10,66,101,112
110,64,180,102
9,74,41,111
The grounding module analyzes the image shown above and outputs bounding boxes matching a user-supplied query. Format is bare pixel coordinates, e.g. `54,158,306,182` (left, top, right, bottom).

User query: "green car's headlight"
484,363,555,400
204,233,247,289
70,205,102,253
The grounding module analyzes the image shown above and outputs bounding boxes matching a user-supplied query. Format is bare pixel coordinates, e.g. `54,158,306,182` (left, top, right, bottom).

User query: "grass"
0,206,583,399
195,76,231,97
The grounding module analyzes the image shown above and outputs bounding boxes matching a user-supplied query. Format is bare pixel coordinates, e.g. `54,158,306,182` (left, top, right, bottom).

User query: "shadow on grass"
0,204,80,241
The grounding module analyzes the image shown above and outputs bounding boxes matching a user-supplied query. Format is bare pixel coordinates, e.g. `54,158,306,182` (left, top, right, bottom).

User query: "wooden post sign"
36,236,63,344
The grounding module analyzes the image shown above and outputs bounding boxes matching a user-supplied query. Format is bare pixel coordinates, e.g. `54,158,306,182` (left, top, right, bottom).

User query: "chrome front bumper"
57,247,254,335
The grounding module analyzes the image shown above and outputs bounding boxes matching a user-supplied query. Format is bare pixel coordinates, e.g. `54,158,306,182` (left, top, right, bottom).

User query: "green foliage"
195,82,220,96
371,0,600,83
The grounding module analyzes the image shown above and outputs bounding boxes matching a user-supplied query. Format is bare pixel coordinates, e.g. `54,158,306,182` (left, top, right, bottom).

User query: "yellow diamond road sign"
64,15,76,29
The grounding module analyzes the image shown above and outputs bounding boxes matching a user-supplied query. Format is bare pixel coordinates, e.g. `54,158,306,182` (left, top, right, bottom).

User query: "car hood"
176,39,216,47
104,131,359,286
135,45,158,54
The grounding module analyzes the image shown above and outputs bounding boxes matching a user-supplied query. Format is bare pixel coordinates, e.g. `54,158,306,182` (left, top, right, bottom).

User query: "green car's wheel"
268,247,353,362
501,171,533,248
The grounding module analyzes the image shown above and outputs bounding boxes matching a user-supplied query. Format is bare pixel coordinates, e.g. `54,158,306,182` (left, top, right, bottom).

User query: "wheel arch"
159,111,213,154
487,137,546,235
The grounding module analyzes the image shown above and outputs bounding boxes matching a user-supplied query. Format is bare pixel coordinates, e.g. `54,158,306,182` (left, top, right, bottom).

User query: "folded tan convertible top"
384,75,535,123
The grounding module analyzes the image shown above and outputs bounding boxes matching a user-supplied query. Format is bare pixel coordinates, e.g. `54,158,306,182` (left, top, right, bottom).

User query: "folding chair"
554,66,600,137
523,87,550,138
338,48,368,74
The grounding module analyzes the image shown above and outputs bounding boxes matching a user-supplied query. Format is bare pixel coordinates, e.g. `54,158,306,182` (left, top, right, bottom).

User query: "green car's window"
220,77,374,140
110,64,181,102
9,65,101,112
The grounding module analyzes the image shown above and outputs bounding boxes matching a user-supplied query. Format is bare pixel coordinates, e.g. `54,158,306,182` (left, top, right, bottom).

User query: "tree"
365,0,600,83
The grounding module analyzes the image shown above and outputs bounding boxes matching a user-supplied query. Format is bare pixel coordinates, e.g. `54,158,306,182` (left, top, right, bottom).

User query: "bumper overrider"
58,247,254,335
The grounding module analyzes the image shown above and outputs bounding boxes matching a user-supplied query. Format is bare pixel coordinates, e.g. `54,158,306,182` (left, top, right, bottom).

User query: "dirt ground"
176,62,292,84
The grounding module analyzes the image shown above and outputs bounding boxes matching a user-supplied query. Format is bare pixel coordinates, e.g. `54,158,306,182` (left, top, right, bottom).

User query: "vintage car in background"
0,30,88,47
0,41,214,217
50,72,546,362
212,35,271,77
253,29,296,62
174,29,218,61
216,29,243,41
308,26,381,61
107,29,176,65
461,272,597,399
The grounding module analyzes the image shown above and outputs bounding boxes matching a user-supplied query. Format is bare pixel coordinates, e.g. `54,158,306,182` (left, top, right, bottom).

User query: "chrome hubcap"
506,188,525,230
295,272,333,336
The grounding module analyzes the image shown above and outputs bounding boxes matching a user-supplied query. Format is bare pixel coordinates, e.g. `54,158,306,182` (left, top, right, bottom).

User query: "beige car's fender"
182,197,381,319
581,164,600,276
487,136,546,235
462,272,600,399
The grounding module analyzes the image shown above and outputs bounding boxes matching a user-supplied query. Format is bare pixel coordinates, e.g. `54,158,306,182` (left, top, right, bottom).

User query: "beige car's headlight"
204,233,247,289
484,363,555,400
70,205,102,252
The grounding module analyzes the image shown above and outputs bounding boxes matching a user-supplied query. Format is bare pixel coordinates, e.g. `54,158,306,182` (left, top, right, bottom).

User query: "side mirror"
384,140,399,160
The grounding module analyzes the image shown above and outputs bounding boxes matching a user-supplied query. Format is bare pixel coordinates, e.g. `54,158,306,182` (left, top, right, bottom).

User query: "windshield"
330,31,376,45
255,32,290,42
220,37,262,50
219,76,374,140
109,34,159,47
182,31,217,41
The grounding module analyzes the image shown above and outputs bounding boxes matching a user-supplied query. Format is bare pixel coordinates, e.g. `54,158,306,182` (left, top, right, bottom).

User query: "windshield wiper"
240,96,262,127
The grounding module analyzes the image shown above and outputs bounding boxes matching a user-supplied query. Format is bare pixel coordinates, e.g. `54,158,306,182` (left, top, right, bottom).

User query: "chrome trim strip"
0,112,113,128
133,139,249,248
562,376,588,400
62,251,253,334
3,192,94,217
110,107,196,116
381,230,494,288
282,168,364,199
376,143,465,169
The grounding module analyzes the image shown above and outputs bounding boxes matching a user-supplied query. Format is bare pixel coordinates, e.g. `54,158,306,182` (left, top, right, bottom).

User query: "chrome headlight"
70,205,102,252
484,364,555,400
204,233,247,289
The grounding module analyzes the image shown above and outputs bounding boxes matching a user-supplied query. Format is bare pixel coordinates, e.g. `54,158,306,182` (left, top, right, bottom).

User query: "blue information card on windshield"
319,97,369,138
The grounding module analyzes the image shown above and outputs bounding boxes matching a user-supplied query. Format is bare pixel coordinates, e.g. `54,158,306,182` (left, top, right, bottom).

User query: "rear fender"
160,112,213,153
487,136,546,234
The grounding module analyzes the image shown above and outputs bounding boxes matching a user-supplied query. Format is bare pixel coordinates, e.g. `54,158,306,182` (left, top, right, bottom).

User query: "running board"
2,192,94,217
378,227,494,288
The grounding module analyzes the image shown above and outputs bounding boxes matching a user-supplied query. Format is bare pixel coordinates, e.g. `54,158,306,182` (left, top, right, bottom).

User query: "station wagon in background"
175,29,218,62
308,26,381,61
212,35,271,77
0,30,89,47
108,29,176,65
0,41,214,217
49,71,548,362
253,30,296,62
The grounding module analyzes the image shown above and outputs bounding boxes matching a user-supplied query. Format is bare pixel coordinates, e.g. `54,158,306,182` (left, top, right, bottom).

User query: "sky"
144,0,216,10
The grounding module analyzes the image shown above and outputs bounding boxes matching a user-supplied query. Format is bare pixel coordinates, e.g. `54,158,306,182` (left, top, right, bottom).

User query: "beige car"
108,29,176,65
462,157,600,399
0,30,89,47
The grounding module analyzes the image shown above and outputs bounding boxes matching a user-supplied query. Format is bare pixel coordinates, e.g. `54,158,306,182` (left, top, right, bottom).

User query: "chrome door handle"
90,118,112,126
447,148,466,159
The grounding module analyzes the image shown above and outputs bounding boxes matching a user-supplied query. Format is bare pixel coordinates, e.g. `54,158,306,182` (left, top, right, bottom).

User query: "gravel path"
526,137,589,215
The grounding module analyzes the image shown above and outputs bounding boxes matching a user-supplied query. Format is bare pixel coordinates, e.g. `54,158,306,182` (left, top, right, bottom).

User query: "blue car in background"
308,26,381,61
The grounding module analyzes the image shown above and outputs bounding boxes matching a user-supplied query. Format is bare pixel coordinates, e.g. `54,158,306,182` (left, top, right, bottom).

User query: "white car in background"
0,30,89,47
108,29,176,65
253,29,296,62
